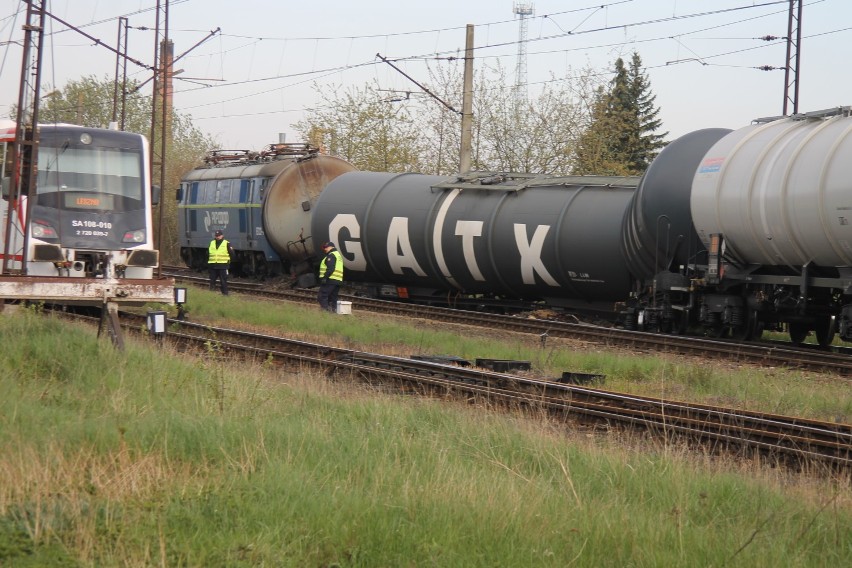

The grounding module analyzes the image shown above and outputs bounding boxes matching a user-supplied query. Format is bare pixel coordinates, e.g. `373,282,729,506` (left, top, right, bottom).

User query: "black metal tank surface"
620,128,732,282
311,172,639,303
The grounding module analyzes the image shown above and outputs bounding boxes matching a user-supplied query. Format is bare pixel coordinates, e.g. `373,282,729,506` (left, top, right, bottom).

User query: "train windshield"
36,144,143,210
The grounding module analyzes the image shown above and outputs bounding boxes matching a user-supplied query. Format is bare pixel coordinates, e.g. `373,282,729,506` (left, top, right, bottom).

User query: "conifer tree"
573,52,667,175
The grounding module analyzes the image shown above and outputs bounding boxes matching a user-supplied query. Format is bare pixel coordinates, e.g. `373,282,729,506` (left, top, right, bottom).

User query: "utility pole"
3,0,46,275
149,0,169,268
459,24,474,174
783,0,803,115
112,16,129,127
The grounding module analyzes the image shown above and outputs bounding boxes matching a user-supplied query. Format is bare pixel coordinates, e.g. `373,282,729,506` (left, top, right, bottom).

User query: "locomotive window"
36,145,142,200
239,179,250,203
202,181,215,203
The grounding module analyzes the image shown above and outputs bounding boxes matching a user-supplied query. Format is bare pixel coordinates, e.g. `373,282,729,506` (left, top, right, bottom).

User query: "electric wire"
0,0,841,138
175,1,807,115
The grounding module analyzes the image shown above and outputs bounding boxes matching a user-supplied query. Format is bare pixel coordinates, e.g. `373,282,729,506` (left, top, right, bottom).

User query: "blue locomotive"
177,143,354,279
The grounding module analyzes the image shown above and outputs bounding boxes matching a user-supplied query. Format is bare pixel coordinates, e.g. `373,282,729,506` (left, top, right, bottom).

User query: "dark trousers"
318,281,340,312
209,265,229,295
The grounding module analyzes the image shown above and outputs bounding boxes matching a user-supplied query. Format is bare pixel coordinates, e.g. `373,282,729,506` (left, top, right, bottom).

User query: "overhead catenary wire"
0,0,843,138
176,1,817,116
0,0,803,114
168,0,802,119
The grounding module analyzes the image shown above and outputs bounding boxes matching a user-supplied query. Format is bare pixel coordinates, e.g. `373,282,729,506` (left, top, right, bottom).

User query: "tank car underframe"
622,263,852,346
232,249,282,279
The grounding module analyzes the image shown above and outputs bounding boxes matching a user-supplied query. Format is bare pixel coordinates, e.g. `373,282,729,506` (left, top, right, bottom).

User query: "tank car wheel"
254,255,269,280
789,322,809,345
191,249,206,271
705,322,728,339
814,316,835,347
180,247,192,268
672,312,690,335
731,311,760,341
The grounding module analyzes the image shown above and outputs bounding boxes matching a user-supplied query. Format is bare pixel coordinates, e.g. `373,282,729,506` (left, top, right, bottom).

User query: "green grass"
176,288,852,424
1,306,850,566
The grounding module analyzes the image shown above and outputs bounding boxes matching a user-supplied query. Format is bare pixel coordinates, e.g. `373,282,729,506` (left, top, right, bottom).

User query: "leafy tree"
294,81,426,173
572,84,632,175
472,64,590,174
299,62,596,176
12,74,215,262
573,52,667,175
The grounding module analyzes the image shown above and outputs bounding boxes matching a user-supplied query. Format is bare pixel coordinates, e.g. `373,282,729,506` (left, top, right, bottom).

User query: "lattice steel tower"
513,2,534,103
783,0,802,115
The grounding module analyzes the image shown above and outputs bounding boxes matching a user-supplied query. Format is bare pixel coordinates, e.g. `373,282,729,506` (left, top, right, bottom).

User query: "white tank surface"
691,108,852,270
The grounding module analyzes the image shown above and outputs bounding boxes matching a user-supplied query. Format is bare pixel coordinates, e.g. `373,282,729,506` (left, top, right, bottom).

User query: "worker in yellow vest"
317,241,343,312
208,230,235,295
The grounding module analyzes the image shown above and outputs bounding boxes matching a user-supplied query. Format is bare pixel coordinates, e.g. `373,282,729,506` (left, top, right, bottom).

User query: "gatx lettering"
327,200,559,287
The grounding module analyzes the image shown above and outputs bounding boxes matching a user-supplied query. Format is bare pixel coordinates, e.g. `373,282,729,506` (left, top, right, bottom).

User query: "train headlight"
31,221,58,239
122,229,145,243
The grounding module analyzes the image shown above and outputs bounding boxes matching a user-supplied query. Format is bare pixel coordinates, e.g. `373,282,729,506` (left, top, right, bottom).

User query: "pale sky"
1,0,849,152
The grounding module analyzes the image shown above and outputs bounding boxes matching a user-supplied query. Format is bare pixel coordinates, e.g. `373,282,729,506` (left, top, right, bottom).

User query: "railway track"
162,267,852,377
63,309,852,473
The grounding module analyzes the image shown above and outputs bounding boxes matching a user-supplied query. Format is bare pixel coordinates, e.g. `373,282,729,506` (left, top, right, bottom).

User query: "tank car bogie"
839,306,852,342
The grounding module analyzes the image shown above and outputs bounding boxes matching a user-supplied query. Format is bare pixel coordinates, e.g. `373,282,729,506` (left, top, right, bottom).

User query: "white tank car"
691,107,852,271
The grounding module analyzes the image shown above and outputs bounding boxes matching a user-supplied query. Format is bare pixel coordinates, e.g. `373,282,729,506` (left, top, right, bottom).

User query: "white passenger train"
1,121,173,310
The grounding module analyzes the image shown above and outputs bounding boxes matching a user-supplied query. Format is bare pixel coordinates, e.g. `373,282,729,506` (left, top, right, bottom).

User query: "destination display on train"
63,192,115,211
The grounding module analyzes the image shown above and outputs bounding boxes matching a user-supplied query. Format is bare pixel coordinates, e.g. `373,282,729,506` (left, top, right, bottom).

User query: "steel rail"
100,311,851,471
162,269,852,377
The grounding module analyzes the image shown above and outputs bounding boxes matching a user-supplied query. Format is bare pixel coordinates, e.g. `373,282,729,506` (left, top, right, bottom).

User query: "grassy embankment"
1,301,850,566
188,289,852,423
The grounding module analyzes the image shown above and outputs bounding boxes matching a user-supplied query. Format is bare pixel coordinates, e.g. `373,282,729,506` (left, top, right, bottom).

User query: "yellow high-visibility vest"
319,249,343,281
208,239,231,264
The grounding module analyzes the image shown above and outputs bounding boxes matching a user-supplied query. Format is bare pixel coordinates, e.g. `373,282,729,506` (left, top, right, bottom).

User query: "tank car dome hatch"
621,128,732,282
312,171,638,303
691,111,852,271
261,155,355,263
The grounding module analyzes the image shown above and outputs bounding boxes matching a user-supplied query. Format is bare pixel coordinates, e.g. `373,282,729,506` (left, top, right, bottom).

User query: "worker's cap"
214,230,223,236
322,241,335,249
